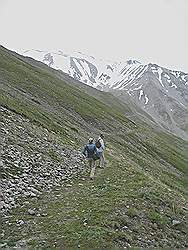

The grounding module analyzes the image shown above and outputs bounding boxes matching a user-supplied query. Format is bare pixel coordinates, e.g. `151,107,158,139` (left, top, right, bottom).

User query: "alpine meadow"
0,45,188,249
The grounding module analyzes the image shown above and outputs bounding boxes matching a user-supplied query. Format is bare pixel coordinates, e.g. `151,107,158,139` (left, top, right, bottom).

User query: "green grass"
147,210,169,226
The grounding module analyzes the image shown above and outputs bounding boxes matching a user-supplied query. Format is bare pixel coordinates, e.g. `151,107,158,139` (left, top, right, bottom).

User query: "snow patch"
132,84,143,91
181,75,188,85
151,67,164,87
170,82,177,89
157,68,164,87
145,95,149,105
164,73,171,84
171,71,181,78
179,102,186,108
164,73,170,80
139,90,144,100
127,89,132,96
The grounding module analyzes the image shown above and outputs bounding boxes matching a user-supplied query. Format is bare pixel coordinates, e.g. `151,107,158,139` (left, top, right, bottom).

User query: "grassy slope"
0,46,188,248
0,46,137,143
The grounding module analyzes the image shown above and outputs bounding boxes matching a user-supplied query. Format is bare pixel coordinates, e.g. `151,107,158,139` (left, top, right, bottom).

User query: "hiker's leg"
99,153,102,167
103,151,106,165
88,158,92,168
92,159,95,170
97,159,100,167
100,152,105,167
99,157,102,167
90,159,96,179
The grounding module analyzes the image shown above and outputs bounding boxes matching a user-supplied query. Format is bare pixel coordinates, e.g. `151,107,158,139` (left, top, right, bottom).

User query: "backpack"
95,139,102,149
86,144,96,158
93,151,101,161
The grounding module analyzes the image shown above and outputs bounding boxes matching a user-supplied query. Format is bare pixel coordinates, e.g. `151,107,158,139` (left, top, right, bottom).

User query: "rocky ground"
0,106,86,215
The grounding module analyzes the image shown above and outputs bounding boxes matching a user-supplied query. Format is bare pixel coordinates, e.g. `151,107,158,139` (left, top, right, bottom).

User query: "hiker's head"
100,133,104,139
88,138,94,144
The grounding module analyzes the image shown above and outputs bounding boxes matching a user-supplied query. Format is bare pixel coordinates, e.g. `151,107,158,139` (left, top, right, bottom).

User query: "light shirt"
98,137,105,152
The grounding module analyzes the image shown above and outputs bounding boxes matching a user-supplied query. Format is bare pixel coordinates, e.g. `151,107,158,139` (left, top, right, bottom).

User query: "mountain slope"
0,46,188,249
23,49,188,140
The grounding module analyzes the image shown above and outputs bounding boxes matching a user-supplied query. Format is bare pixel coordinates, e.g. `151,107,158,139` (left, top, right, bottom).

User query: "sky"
0,0,187,72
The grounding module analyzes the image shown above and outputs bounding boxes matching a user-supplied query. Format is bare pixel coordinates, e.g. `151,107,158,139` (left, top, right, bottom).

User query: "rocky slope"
0,106,86,215
23,49,188,140
0,46,188,249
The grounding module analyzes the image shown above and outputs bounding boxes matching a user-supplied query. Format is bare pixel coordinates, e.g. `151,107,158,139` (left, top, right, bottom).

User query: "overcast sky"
0,0,187,72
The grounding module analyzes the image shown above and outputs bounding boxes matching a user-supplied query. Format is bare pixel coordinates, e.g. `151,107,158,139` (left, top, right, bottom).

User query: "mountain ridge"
22,49,188,140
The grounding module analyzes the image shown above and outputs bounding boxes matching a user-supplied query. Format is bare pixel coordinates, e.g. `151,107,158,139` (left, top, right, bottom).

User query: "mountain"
23,49,188,140
1,46,188,249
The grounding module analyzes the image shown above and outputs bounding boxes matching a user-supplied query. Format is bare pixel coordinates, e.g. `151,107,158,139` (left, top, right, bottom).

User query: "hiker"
96,134,105,168
82,138,98,179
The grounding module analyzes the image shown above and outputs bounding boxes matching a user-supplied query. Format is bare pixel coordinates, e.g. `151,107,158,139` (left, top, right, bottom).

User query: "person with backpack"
82,138,98,180
95,134,105,168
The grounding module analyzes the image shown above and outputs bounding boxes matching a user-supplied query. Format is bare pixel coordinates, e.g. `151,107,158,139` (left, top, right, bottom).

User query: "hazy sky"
0,0,187,72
